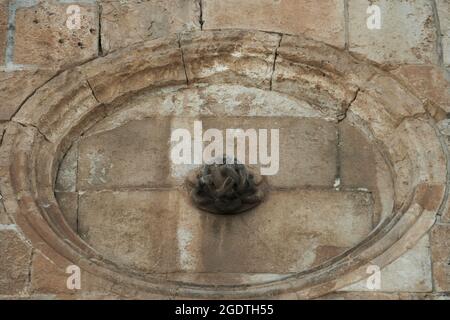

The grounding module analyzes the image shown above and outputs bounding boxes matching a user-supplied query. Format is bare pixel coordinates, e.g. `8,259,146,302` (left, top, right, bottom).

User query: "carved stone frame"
0,30,446,299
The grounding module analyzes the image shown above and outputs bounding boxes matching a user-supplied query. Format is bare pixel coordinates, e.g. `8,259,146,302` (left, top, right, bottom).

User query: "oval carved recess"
0,30,447,299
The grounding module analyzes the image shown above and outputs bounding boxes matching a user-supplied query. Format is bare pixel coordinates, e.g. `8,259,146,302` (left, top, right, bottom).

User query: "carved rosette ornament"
186,157,267,215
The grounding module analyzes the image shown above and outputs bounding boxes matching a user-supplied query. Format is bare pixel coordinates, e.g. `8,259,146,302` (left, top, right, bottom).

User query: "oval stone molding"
0,30,447,299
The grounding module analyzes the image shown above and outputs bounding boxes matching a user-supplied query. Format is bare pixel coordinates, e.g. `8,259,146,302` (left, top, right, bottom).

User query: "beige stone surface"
82,35,186,104
55,192,78,232
77,189,374,276
201,116,338,188
431,223,450,292
14,0,98,69
341,235,432,292
0,228,32,295
0,1,6,65
180,30,279,89
0,70,56,121
77,112,339,190
348,0,439,65
0,123,9,224
437,0,450,66
443,198,450,223
0,24,447,298
78,118,171,190
203,0,345,48
389,119,446,207
0,201,9,224
272,35,363,118
392,65,450,114
30,252,74,296
339,120,377,189
339,120,394,225
55,142,78,192
78,190,180,273
100,0,200,54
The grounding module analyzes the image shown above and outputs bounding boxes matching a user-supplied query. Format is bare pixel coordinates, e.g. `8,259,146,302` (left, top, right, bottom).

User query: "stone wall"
0,0,449,300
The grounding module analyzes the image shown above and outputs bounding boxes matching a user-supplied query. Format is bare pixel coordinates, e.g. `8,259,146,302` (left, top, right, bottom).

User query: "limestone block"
348,0,438,64
0,70,56,121
77,118,171,190
437,0,450,66
0,227,32,295
200,116,338,188
392,65,450,114
431,224,450,292
14,0,98,69
341,235,432,292
100,0,200,54
0,2,7,65
55,192,78,232
76,189,374,275
55,142,78,192
180,30,280,89
203,0,346,48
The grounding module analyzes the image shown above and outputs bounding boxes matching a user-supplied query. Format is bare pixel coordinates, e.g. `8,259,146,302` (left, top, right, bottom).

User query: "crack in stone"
14,121,51,143
199,0,204,30
9,70,60,120
98,2,104,56
344,0,350,51
429,119,450,219
269,34,283,91
338,87,361,123
335,125,342,191
431,0,444,67
26,248,34,296
177,35,189,85
86,79,100,103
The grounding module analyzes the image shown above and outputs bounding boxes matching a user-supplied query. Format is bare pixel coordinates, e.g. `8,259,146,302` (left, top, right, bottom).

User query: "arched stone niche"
0,30,446,299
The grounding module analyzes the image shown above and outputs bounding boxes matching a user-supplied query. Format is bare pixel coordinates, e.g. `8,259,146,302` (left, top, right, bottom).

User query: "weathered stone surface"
30,252,73,296
91,84,323,121
180,30,280,89
55,192,78,232
78,118,171,190
0,199,9,224
13,69,99,143
55,142,78,192
0,2,7,65
339,120,377,189
0,70,56,121
392,65,450,114
437,0,450,66
1,25,447,298
430,224,450,292
341,235,432,292
348,0,439,64
386,119,446,209
166,273,292,287
339,120,394,225
203,0,346,48
443,197,450,223
76,189,374,276
273,35,362,117
0,123,10,224
14,0,98,69
78,190,180,273
0,228,32,295
0,195,10,225
100,0,200,54
82,35,186,104
349,74,425,143
201,116,338,188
